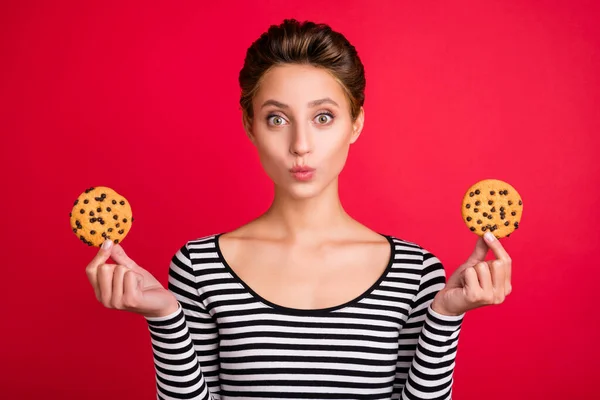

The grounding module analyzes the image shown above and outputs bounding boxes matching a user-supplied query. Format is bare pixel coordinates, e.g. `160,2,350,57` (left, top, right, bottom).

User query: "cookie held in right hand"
69,186,134,247
461,179,523,239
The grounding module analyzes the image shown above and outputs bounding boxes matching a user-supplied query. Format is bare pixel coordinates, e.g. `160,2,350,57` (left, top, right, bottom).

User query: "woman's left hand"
431,231,513,316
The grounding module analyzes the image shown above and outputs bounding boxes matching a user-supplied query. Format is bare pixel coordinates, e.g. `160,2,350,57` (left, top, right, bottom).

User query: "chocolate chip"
507,234,511,237
475,200,481,206
108,228,113,232
112,200,117,205
72,228,77,233
119,200,125,205
90,230,96,235
470,227,476,231
511,211,516,216
102,232,107,238
477,220,482,224
97,207,101,212
466,204,471,209
131,217,134,222
504,190,509,195
483,212,488,217
466,216,472,221
514,221,519,228
469,192,474,197
504,221,509,226
482,227,487,231
89,211,95,216
69,212,72,217
501,215,505,220
491,207,496,212
87,242,93,246
114,239,119,244
508,201,513,206
90,218,96,223
115,223,120,228
118,229,124,234
74,199,79,206
84,199,89,204
113,215,118,220
101,193,106,198
94,197,102,201
519,200,522,205
500,206,505,212
474,208,479,212
80,209,85,214
488,200,493,205
487,214,493,219
490,191,495,195
106,207,111,212
122,218,127,223
475,189,480,194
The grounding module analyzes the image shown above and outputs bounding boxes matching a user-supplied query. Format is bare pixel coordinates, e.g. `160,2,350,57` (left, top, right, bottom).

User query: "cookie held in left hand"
461,179,523,239
69,186,133,247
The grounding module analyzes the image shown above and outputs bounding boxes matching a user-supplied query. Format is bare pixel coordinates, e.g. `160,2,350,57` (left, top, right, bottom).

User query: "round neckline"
213,232,396,316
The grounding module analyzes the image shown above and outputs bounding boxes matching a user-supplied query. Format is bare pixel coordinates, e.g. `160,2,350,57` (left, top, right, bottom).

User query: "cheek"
317,131,352,172
255,140,288,178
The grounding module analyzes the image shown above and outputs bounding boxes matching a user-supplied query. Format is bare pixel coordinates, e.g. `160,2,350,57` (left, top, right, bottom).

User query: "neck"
262,178,351,242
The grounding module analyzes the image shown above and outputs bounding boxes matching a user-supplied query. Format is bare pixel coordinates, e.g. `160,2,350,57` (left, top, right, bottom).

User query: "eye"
267,114,288,126
314,112,334,125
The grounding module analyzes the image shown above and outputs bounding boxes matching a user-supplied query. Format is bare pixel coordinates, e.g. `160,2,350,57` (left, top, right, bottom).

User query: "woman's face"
247,64,364,200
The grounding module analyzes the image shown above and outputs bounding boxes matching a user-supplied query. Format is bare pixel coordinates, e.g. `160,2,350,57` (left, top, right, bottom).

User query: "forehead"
254,64,348,108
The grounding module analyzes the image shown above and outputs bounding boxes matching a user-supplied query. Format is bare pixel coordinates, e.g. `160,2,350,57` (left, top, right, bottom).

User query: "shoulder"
386,234,447,283
170,233,223,268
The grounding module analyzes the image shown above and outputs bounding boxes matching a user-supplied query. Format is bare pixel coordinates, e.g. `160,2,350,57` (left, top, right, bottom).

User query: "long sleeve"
393,248,464,400
145,243,220,400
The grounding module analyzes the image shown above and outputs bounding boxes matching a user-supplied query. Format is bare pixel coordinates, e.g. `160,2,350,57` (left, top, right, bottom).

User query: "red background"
1,1,599,399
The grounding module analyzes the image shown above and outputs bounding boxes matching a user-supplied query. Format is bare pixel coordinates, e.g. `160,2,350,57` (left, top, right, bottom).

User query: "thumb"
109,242,137,268
86,240,114,271
466,236,489,264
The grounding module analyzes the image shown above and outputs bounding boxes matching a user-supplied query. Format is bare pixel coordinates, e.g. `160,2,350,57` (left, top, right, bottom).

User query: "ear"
242,113,256,145
349,107,365,144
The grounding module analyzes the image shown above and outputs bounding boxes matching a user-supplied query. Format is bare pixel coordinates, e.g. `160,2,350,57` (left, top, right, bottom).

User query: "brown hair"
238,19,366,122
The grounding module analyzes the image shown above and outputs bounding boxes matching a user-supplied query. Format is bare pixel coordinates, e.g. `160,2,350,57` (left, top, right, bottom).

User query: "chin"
276,175,337,200
286,184,324,200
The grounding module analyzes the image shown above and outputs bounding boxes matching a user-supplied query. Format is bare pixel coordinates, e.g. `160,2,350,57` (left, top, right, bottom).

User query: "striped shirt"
146,233,464,400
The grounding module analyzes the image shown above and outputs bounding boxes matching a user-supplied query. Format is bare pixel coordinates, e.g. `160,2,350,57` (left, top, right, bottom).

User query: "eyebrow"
260,98,340,109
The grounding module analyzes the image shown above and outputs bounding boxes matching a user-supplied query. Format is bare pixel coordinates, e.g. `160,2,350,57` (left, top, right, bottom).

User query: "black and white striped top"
146,233,464,400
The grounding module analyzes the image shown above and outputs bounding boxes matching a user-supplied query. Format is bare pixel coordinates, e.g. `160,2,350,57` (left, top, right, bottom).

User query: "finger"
110,244,137,269
122,270,144,309
489,260,506,303
463,266,483,304
505,258,513,296
86,240,115,298
483,231,511,264
474,261,493,293
110,265,129,309
97,263,116,307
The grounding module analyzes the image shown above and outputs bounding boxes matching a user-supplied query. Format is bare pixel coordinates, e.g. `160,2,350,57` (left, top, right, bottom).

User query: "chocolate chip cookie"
462,179,523,239
69,186,133,247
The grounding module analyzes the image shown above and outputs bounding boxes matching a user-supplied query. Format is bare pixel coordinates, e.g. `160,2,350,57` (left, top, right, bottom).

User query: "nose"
289,122,312,156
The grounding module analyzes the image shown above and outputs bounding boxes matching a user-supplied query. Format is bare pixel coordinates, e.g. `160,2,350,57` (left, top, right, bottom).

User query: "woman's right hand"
86,240,179,318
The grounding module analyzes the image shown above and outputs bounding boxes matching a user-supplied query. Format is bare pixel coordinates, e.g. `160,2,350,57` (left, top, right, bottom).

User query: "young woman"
86,19,512,400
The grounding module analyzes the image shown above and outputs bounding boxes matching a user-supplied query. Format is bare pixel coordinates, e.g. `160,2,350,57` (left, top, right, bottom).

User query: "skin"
86,64,512,318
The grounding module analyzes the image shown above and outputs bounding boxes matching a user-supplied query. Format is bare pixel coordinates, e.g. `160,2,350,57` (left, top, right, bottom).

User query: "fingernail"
101,240,113,250
484,232,495,243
